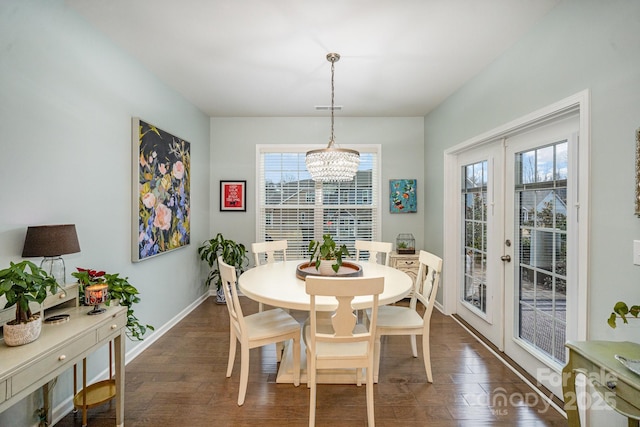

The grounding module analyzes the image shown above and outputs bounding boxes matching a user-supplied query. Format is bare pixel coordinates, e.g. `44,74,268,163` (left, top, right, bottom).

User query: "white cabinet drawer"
42,284,78,310
394,259,418,269
97,311,127,342
11,331,95,393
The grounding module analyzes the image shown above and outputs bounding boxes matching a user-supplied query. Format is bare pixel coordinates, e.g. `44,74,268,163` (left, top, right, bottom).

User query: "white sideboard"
0,304,126,426
389,251,420,293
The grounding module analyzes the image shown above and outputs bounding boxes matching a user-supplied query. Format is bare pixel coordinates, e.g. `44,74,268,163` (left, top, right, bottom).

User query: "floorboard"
55,297,568,426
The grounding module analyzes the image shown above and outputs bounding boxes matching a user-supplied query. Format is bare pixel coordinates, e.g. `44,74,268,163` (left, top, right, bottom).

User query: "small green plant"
198,233,248,290
72,268,154,341
0,260,59,325
308,234,350,273
397,242,407,249
608,301,640,328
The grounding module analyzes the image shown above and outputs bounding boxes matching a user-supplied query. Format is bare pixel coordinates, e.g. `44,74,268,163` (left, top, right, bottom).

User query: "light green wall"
425,3,639,420
425,0,640,336
0,1,210,425
210,117,425,257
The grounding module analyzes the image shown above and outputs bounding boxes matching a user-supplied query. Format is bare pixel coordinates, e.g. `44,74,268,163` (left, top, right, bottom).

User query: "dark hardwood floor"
56,297,567,426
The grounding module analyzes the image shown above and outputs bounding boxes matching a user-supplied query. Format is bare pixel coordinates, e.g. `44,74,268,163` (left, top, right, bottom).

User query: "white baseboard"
49,293,211,426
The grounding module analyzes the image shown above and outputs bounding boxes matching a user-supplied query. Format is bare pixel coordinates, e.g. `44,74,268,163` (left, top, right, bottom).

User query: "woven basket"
3,315,42,346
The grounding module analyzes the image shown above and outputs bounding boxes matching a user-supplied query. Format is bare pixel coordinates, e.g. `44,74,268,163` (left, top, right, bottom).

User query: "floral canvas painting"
132,118,190,261
389,179,417,213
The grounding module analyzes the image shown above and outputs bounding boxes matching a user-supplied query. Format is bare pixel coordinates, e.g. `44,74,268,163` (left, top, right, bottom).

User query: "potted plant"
72,268,154,341
198,233,249,303
308,234,350,275
0,260,60,346
608,301,640,328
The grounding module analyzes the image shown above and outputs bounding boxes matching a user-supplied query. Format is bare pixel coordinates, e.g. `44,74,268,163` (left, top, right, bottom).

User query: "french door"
451,112,582,398
456,144,504,349
503,116,579,397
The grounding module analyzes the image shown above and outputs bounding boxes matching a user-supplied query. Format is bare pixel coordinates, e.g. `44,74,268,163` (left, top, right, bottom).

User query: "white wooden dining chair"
367,250,442,383
252,239,288,266
354,240,392,266
218,256,300,406
304,275,384,427
251,239,288,313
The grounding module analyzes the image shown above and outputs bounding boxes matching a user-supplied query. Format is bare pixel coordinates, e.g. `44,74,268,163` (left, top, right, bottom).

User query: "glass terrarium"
396,233,415,254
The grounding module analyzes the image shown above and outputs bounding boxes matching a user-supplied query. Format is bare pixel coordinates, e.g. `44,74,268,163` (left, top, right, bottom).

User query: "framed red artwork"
220,180,246,212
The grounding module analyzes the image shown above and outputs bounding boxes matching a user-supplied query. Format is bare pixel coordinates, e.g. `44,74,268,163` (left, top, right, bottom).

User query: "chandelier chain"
330,58,335,146
305,52,360,182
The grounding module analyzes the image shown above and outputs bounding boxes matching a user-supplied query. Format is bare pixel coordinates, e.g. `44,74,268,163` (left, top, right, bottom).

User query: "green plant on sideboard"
608,301,640,328
0,260,59,325
72,268,154,341
308,234,350,273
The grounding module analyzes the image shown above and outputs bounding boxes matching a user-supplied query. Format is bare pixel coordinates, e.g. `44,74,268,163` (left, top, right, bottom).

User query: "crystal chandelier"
306,53,360,182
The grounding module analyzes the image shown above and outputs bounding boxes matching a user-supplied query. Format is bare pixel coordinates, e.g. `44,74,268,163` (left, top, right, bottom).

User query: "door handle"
501,255,511,262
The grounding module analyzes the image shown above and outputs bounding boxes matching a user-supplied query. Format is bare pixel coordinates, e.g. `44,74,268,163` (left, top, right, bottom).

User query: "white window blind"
257,145,380,260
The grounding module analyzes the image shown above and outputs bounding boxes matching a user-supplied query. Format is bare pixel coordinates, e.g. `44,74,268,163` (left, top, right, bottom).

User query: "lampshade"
22,224,80,285
305,53,360,182
22,224,80,257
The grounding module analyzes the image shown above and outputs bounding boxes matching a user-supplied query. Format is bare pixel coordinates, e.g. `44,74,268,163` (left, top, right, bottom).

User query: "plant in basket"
0,260,60,346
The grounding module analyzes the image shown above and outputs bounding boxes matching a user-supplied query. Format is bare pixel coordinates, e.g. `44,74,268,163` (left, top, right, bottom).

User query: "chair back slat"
354,240,392,266
252,240,288,266
218,256,246,334
412,251,443,322
306,276,384,345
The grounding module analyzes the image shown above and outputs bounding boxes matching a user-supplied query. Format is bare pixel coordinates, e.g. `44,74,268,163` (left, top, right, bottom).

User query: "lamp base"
41,256,66,285
87,304,106,315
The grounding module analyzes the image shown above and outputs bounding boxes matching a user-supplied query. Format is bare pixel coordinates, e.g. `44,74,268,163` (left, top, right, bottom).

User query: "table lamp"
22,224,81,284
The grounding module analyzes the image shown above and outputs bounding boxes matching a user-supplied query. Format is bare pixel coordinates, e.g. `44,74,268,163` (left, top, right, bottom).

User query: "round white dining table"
238,260,413,311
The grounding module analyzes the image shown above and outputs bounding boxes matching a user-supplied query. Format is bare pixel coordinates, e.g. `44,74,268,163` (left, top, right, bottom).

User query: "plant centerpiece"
72,268,154,341
608,301,640,328
198,233,249,304
308,234,350,275
0,260,60,346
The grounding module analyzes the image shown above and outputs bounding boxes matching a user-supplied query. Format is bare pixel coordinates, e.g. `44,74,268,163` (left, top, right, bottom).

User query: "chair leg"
226,332,237,378
292,337,301,387
373,335,381,383
306,345,311,389
410,334,418,358
366,363,375,427
308,359,316,427
276,341,284,362
422,333,432,383
238,345,250,406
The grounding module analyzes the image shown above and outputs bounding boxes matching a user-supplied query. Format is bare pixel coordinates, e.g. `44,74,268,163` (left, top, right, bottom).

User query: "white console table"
0,304,127,426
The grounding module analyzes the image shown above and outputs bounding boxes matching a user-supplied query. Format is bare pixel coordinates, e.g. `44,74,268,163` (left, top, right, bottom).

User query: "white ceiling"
66,0,560,117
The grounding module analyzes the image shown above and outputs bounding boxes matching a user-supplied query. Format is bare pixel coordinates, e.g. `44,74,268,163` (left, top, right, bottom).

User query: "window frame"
255,144,381,260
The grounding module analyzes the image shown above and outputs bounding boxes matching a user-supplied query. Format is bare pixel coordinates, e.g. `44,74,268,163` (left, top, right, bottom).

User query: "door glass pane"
461,161,488,314
515,141,568,364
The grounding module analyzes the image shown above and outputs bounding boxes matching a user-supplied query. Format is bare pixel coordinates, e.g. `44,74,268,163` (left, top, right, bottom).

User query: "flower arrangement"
72,267,154,340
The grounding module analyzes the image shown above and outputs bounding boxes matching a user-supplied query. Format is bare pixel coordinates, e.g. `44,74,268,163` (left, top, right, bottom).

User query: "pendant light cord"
329,55,336,148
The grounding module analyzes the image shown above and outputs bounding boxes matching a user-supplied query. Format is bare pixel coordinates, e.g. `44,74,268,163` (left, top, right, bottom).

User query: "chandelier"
305,53,360,182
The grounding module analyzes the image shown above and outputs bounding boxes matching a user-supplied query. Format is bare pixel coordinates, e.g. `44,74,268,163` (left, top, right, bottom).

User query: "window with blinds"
257,145,380,260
